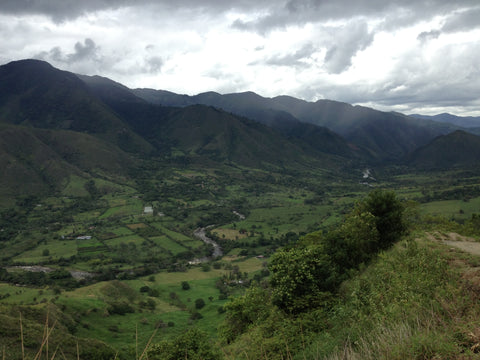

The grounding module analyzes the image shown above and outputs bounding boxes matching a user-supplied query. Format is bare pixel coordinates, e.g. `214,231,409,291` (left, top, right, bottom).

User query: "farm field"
1,163,480,357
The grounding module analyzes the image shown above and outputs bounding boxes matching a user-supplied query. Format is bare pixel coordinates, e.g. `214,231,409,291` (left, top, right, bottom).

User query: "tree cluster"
269,189,407,313
221,189,408,347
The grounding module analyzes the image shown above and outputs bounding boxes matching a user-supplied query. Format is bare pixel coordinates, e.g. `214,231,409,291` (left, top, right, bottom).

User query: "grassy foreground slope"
221,233,480,360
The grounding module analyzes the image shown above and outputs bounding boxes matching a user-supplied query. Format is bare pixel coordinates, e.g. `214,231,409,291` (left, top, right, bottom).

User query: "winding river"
189,227,223,264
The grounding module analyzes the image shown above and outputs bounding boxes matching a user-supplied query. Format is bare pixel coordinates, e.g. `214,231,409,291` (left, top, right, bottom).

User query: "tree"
323,211,380,271
181,281,190,290
84,179,99,198
268,190,406,314
220,286,272,343
195,298,205,309
269,245,336,314
355,189,407,250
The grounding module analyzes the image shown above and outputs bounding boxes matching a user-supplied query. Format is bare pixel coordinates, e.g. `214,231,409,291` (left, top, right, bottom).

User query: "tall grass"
301,238,480,359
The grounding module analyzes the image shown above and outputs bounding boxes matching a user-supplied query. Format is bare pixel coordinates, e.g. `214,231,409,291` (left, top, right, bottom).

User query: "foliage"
222,236,480,360
148,328,222,360
269,245,336,313
355,189,407,249
301,239,478,359
5,59,480,359
220,285,272,343
195,298,206,309
322,211,379,272
268,190,405,314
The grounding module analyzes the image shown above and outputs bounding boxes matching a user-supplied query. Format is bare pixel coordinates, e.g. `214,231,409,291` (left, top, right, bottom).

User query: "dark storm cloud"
231,0,479,34
3,0,479,36
0,0,272,21
417,6,480,42
0,0,475,22
3,0,480,115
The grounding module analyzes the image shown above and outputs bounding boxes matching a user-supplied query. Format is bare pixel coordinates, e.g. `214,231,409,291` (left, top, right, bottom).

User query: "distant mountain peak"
410,113,480,128
406,129,480,169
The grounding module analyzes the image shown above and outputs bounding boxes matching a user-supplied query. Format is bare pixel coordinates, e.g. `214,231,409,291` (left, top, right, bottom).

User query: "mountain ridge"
132,87,463,162
405,130,480,169
0,59,364,204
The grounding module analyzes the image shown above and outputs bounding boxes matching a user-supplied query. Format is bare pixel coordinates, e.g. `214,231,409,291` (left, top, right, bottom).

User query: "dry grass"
126,223,147,230
212,228,248,240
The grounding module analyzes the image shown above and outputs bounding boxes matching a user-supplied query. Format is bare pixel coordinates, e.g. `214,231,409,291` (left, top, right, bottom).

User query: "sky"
1,0,480,116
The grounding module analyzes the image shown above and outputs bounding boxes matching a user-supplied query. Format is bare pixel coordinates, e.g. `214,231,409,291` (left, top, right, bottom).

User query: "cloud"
1,0,478,28
341,42,480,114
262,43,317,67
417,6,480,42
69,38,98,62
230,0,479,35
417,30,441,42
441,6,480,33
323,21,374,74
0,0,272,22
2,0,480,116
143,56,164,73
36,38,99,64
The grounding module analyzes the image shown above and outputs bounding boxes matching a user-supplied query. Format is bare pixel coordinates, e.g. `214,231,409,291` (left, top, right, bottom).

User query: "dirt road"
426,232,480,256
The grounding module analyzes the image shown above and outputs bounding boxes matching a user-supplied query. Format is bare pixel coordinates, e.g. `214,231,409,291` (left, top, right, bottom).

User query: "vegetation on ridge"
2,59,480,359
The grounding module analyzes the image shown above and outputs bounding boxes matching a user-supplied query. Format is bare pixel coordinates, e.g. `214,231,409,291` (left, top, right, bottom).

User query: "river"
189,227,223,264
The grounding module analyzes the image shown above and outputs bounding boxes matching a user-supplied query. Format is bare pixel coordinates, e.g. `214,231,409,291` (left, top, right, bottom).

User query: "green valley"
1,59,480,359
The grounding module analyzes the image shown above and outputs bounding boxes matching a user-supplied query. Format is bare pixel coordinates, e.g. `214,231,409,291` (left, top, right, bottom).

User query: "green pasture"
56,269,241,348
178,239,204,249
74,209,104,222
76,238,103,248
189,199,215,207
56,225,77,236
58,282,184,349
0,283,56,305
104,234,145,247
421,196,480,220
151,223,193,241
149,236,188,254
232,203,337,236
103,226,135,237
149,277,227,336
13,239,77,263
75,311,192,351
99,201,143,219
61,175,90,197
95,178,134,194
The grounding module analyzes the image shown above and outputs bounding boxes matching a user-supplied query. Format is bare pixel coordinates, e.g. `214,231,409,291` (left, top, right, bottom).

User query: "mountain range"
132,88,466,161
410,113,480,129
1,59,480,203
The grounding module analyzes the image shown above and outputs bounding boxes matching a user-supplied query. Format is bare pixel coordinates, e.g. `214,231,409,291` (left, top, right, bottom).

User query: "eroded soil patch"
425,231,480,255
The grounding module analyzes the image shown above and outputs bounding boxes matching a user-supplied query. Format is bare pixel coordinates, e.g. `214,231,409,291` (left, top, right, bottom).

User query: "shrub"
139,285,151,293
195,298,205,309
148,328,221,360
